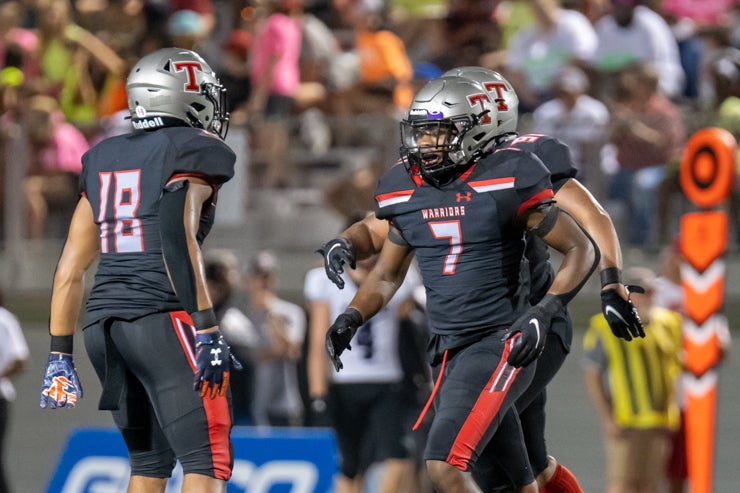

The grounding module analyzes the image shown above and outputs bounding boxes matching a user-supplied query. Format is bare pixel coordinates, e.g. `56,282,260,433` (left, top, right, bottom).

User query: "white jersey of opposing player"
303,266,420,384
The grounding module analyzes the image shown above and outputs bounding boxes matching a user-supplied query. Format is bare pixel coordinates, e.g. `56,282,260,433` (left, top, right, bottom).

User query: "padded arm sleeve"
159,180,199,314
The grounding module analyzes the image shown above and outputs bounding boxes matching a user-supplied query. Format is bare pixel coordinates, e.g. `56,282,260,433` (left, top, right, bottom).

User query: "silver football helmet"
443,66,519,136
126,47,229,139
400,76,498,186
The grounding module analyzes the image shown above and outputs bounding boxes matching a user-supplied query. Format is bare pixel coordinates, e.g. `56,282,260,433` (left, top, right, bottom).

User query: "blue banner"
47,426,339,492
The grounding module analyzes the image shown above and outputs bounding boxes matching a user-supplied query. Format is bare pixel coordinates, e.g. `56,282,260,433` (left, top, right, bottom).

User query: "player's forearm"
161,179,216,328
307,303,331,398
540,209,600,305
49,272,85,337
341,215,386,262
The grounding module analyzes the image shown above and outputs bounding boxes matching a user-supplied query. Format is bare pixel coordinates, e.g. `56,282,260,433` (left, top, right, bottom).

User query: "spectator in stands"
305,247,423,493
247,0,303,188
246,250,306,427
167,9,209,52
584,266,683,493
495,0,598,113
531,65,610,190
33,0,126,130
659,0,734,100
205,250,259,426
605,62,685,246
589,0,685,101
219,28,252,126
333,2,414,163
23,94,89,239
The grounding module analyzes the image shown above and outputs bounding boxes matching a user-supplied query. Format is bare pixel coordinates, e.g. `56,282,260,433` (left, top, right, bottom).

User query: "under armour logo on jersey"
210,347,223,366
456,192,471,202
173,61,203,91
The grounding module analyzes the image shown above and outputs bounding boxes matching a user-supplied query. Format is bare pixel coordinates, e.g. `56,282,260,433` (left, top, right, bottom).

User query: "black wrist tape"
600,267,622,287
191,308,219,331
50,335,74,354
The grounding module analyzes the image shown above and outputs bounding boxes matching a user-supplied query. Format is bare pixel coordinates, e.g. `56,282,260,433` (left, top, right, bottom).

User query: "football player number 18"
97,170,144,253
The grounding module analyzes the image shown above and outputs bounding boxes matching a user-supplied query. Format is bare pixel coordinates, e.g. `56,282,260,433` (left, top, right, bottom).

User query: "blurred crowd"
0,0,739,244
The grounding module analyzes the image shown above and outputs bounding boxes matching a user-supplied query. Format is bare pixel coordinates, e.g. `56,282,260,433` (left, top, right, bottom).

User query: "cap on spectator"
248,250,279,276
554,66,589,93
224,29,251,58
168,9,204,37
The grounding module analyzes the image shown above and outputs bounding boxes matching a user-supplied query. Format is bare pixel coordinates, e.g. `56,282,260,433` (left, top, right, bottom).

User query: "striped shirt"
584,307,682,430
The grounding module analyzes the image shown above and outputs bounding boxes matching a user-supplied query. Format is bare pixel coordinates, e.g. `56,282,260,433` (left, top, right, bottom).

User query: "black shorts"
329,382,411,478
473,327,570,489
83,311,233,480
424,331,535,480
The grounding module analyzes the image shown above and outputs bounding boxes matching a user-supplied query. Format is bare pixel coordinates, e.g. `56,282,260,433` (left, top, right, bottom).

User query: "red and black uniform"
375,145,554,480
475,133,580,490
79,126,235,479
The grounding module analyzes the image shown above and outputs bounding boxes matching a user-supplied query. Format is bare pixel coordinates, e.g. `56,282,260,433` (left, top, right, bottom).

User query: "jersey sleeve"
374,164,416,221
538,136,577,191
167,131,236,185
79,151,91,195
511,150,554,217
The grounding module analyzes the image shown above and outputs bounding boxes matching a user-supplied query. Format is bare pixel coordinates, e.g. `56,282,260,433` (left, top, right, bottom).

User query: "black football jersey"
80,127,235,327
375,147,554,339
502,134,578,306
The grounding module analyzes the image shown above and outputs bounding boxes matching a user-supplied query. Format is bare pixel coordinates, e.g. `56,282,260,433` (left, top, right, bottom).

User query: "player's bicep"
59,197,101,270
374,225,414,285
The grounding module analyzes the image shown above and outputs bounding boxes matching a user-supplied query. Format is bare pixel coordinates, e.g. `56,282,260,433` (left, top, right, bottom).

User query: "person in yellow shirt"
584,266,683,493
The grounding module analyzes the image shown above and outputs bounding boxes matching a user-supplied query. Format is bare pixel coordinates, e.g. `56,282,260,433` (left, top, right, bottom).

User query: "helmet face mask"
126,48,230,139
400,76,498,187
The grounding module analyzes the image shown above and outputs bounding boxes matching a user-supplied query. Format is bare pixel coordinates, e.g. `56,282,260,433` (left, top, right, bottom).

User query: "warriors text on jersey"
79,127,235,327
375,146,554,342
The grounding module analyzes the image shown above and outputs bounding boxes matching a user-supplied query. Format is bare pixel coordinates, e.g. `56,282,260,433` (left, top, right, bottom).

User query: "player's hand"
316,238,355,289
194,330,237,399
506,295,562,368
601,286,645,341
307,397,331,427
40,353,83,409
325,308,363,372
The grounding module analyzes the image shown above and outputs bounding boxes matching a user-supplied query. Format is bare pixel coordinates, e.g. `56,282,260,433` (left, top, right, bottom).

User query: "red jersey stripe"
517,188,555,217
446,337,521,470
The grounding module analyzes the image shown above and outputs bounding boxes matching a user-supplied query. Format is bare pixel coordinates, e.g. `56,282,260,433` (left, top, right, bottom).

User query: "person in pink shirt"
248,0,303,188
23,95,89,238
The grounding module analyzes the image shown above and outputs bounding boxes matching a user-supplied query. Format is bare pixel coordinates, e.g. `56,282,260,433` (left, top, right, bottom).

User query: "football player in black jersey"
318,68,644,492
39,48,238,492
323,76,600,493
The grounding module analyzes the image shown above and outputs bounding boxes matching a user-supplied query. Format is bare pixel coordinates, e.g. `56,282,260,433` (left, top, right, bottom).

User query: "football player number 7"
98,170,144,254
429,220,462,275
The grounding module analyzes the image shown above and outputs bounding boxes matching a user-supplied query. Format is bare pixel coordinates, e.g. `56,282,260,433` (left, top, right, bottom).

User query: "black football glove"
194,330,241,399
325,308,363,371
307,397,331,427
601,285,645,341
316,238,355,289
507,295,563,368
